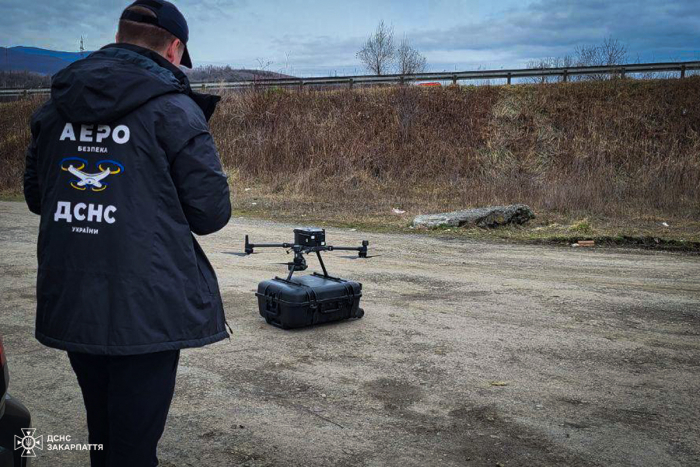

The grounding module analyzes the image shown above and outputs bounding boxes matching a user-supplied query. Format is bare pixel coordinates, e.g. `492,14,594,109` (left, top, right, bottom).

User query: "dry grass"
2,79,699,246
210,79,700,220
0,96,43,193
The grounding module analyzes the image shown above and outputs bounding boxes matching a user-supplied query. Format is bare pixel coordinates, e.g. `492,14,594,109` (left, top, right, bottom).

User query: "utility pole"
79,36,85,57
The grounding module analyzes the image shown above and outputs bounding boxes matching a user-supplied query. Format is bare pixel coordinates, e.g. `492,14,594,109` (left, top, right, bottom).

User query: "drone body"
67,165,112,188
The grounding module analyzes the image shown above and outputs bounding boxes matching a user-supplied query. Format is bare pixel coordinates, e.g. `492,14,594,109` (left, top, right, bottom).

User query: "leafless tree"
256,58,274,72
356,20,396,76
526,55,573,83
574,37,627,80
396,36,427,75
525,38,629,84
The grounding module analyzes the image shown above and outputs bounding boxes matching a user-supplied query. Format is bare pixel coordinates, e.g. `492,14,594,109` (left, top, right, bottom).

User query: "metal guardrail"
2,61,699,97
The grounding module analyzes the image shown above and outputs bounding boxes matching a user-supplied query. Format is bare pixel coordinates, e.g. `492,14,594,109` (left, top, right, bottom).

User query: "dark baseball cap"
120,0,193,68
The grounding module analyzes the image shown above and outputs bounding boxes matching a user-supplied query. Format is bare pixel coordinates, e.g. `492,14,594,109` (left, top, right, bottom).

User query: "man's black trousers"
67,350,180,467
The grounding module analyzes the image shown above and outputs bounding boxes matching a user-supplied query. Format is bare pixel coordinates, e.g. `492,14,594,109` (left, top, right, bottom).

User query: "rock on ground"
412,204,535,228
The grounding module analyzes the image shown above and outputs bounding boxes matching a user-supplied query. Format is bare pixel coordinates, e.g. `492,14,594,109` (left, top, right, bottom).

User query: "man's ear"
165,39,183,66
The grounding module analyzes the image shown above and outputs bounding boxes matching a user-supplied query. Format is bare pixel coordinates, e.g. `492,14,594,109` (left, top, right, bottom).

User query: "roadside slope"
2,77,699,245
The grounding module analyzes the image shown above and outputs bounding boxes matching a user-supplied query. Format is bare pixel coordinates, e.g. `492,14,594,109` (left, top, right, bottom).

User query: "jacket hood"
51,43,186,123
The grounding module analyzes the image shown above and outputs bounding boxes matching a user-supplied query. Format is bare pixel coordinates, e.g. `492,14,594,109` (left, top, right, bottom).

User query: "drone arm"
325,240,369,257
92,169,111,181
68,165,88,180
244,235,292,254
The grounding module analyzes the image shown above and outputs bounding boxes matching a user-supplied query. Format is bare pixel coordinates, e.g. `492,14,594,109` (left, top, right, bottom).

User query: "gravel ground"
1,200,699,467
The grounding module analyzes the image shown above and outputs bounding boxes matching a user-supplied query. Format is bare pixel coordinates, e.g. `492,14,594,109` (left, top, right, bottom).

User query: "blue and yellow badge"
60,157,124,192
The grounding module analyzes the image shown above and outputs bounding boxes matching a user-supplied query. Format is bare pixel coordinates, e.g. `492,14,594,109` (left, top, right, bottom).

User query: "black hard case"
256,273,364,329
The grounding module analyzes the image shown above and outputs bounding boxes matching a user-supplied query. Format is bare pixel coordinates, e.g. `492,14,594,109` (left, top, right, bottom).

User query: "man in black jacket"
23,1,231,465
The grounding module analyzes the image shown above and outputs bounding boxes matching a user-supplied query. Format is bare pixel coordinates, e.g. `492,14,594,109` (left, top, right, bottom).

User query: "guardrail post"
562,70,568,83
298,80,304,91
452,74,457,85
349,78,354,89
681,65,686,79
400,75,405,86
507,73,512,85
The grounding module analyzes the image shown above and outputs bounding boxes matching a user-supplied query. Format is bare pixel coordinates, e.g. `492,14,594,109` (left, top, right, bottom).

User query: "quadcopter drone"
244,227,371,280
67,165,112,189
60,158,124,192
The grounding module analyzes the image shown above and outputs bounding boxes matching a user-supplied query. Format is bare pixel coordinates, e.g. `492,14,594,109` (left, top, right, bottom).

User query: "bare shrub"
0,96,44,192
397,37,427,76
574,37,628,80
526,56,574,84
527,38,629,83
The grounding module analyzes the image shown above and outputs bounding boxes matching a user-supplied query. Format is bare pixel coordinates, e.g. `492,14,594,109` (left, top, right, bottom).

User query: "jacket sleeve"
162,97,231,235
24,117,41,215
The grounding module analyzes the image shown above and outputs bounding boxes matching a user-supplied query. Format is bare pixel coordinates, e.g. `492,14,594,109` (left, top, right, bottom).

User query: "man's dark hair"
116,5,183,53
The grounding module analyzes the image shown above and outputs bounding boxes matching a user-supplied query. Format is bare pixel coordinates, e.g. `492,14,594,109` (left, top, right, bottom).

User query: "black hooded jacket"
23,43,232,355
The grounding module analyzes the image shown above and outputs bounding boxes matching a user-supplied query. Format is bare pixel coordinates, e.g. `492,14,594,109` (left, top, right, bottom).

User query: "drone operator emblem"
60,157,124,192
14,428,43,458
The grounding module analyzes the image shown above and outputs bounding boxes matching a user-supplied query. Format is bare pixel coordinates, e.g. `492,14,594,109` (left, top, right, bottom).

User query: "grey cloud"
408,0,700,59
1,1,128,50
178,0,247,22
269,0,700,73
1,0,698,74
0,0,247,51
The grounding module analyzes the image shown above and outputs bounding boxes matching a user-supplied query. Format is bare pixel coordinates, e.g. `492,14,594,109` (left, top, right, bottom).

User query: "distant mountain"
185,66,295,82
0,46,90,75
0,46,295,83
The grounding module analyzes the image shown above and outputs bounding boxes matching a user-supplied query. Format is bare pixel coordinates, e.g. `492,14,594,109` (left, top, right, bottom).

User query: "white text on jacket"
59,123,130,145
54,202,117,224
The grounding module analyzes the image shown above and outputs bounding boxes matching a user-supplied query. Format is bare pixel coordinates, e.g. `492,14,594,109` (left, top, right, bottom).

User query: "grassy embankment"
2,78,699,250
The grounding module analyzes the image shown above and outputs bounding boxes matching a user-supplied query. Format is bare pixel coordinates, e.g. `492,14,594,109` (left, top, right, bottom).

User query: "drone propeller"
224,251,257,257
339,254,381,260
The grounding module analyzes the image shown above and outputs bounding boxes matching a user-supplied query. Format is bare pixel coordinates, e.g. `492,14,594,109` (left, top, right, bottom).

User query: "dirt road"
1,201,699,466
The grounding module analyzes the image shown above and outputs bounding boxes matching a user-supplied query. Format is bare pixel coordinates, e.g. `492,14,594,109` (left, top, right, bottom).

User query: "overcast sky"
1,0,698,76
